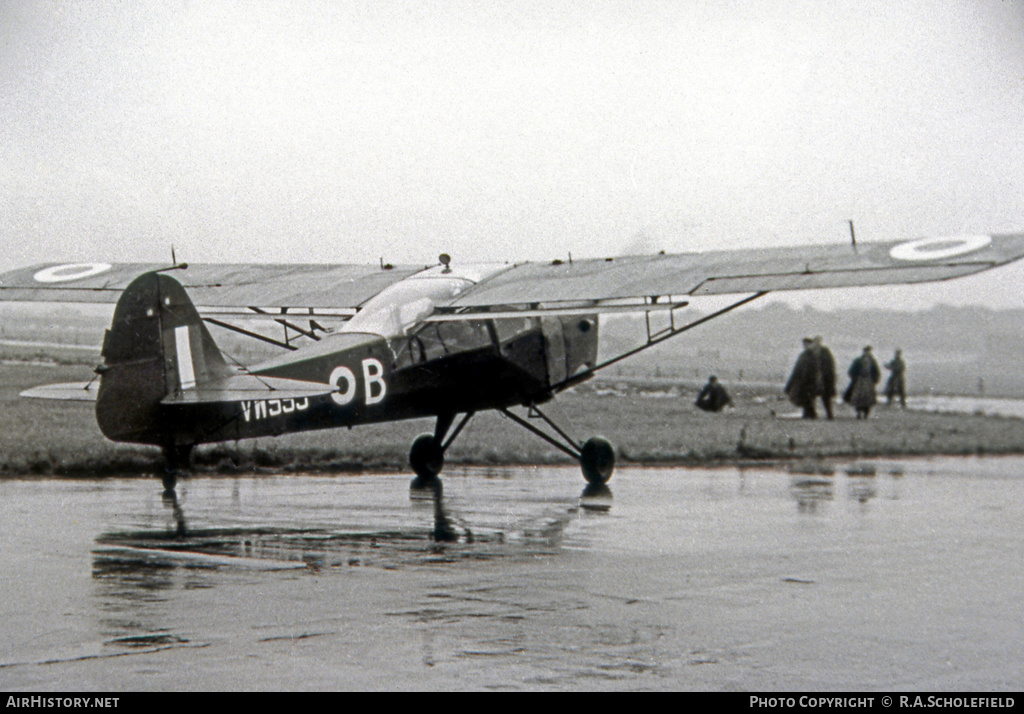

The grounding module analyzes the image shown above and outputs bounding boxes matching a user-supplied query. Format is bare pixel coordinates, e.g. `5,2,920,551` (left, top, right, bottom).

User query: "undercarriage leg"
161,444,194,492
500,406,615,485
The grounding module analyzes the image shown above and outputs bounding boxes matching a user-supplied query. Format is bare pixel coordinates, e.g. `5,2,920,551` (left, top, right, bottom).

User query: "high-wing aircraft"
1,232,1023,492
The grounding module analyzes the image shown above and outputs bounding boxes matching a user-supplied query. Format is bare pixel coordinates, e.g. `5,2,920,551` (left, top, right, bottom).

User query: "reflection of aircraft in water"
1,233,1023,495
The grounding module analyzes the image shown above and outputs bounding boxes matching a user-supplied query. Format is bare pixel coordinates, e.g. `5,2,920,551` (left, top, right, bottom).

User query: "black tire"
580,436,615,485
409,433,444,480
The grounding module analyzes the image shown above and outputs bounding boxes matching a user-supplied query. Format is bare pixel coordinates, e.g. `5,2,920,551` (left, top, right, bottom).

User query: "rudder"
96,272,231,445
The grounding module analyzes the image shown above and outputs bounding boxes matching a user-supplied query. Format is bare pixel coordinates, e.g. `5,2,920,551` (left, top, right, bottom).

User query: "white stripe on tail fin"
175,326,197,390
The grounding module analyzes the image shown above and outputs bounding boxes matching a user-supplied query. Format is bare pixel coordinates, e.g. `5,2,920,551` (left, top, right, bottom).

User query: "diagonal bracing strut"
499,405,583,461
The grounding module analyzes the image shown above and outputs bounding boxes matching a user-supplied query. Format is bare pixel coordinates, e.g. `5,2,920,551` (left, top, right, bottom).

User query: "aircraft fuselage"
92,269,599,450
158,316,596,447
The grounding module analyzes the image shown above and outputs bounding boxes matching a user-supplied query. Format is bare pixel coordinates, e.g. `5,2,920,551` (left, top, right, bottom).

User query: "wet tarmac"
1,457,1023,691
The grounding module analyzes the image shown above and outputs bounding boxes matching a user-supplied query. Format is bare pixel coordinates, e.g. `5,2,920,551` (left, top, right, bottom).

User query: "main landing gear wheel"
408,413,475,494
580,436,615,485
409,433,444,491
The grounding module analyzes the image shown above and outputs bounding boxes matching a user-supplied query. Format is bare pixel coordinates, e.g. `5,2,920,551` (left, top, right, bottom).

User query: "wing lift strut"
554,291,769,393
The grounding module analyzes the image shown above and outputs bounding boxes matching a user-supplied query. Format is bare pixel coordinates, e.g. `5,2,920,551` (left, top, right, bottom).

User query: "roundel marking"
329,366,357,406
33,263,113,283
889,235,992,262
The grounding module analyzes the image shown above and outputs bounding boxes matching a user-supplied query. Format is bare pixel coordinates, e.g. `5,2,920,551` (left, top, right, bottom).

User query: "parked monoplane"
1,233,1022,491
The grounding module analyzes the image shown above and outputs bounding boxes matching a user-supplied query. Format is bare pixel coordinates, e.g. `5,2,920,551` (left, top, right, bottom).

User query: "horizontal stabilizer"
0,339,101,353
161,373,337,405
21,381,99,401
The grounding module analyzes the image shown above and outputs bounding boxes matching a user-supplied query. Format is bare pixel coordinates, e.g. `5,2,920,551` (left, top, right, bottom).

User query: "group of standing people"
692,338,907,418
784,337,906,420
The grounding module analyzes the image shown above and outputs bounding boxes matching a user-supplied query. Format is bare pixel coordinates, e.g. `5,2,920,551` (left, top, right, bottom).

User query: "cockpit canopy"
334,264,565,371
340,277,472,338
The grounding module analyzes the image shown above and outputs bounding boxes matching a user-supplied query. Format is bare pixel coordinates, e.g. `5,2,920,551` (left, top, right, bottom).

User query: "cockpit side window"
492,316,537,343
391,318,492,368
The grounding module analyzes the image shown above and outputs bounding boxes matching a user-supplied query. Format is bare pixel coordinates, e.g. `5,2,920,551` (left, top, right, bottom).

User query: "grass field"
3,361,1024,479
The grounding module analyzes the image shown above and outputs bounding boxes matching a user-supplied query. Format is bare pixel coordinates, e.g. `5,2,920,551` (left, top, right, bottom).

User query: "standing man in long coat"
785,338,822,418
845,346,881,419
885,349,907,408
813,336,837,419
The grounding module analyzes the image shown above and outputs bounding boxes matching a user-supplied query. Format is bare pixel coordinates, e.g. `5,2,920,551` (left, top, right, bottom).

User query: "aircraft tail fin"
95,271,233,445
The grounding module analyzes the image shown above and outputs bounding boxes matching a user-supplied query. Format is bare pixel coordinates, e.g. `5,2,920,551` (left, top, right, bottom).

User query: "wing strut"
554,291,769,391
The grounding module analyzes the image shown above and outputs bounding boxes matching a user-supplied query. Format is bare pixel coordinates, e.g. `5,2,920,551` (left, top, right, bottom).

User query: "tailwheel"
161,444,194,492
409,433,444,491
162,472,177,492
581,436,615,485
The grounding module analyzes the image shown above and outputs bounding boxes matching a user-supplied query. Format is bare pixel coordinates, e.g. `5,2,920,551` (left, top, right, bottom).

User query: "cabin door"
540,316,567,386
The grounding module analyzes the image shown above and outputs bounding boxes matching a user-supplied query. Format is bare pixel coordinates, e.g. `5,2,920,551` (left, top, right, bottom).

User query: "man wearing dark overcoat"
785,338,823,418
813,336,837,419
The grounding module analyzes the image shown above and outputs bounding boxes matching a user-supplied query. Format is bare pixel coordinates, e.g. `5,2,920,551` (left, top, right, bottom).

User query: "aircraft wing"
2,233,1022,316
446,233,1024,309
0,263,423,311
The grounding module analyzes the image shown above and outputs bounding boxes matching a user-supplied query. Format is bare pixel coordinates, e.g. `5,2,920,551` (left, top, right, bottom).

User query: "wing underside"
445,233,1024,310
1,233,1022,318
0,263,423,310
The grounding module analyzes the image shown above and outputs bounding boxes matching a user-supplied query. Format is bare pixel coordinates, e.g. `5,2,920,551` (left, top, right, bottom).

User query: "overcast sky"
2,0,1023,309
